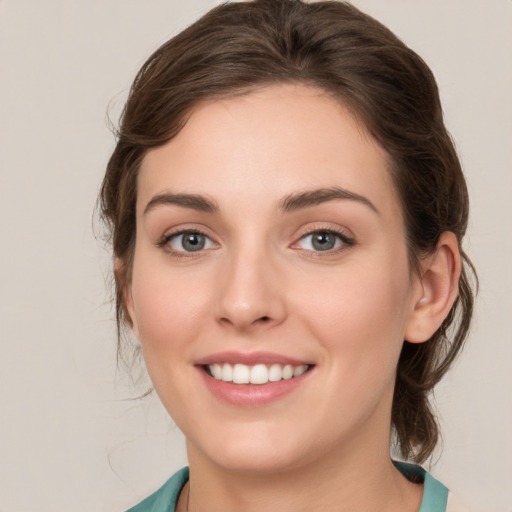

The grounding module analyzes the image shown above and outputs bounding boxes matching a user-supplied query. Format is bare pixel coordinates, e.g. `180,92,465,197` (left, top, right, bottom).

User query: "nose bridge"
215,235,286,331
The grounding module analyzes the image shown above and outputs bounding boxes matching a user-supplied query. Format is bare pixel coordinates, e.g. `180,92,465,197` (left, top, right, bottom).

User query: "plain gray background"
0,1,510,511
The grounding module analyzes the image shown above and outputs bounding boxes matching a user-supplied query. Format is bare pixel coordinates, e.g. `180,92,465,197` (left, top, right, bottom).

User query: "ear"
404,232,461,343
114,257,140,340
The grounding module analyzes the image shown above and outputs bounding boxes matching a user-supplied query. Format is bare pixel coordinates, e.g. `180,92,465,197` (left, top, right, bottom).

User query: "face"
126,84,422,474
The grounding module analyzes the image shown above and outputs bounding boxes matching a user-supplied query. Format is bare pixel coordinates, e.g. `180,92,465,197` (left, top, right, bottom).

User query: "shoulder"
395,461,474,512
126,467,189,512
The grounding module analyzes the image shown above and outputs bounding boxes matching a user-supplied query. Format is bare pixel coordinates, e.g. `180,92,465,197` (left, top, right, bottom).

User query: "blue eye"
297,230,351,252
165,231,215,252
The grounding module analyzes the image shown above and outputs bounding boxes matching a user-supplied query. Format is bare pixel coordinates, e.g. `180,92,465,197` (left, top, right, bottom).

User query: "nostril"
259,316,270,322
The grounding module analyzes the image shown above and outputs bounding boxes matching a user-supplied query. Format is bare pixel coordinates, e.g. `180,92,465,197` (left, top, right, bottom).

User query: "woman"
100,1,476,510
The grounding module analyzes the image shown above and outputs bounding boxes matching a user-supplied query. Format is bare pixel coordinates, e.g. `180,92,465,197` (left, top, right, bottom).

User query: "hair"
99,0,476,464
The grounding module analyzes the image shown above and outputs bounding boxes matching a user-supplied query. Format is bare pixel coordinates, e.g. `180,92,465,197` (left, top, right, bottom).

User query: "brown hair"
100,0,476,463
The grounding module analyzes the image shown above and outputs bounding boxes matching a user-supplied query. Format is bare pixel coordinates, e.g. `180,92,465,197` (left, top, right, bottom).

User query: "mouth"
203,363,312,385
195,352,314,406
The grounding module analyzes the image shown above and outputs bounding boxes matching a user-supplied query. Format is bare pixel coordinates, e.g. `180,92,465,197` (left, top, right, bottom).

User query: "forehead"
137,83,400,220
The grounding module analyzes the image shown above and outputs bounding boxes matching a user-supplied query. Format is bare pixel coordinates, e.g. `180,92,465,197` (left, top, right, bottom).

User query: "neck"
181,439,422,512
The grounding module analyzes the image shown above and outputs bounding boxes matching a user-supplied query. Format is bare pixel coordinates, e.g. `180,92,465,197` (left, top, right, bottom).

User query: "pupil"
183,233,205,251
312,232,335,251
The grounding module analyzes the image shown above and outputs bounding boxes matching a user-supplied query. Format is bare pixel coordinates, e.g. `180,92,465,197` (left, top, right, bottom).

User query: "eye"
295,230,353,252
162,230,216,253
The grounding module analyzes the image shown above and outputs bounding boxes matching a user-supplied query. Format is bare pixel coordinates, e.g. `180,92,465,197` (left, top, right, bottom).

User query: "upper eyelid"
159,225,214,241
291,226,356,251
164,227,208,238
158,228,216,249
294,225,354,241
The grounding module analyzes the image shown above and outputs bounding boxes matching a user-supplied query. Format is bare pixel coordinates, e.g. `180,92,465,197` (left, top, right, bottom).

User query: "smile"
205,363,310,385
196,352,314,406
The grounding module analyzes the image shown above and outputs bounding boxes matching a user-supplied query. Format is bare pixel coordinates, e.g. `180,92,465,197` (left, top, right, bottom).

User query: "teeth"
282,364,294,380
268,364,282,382
206,363,309,385
233,364,250,384
211,363,222,379
250,364,268,385
221,363,233,382
293,365,307,377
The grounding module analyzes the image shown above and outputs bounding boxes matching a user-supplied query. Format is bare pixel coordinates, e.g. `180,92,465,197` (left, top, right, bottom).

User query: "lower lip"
197,367,312,407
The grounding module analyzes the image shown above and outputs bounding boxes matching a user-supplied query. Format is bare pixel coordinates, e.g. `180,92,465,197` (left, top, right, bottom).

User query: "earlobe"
404,232,461,343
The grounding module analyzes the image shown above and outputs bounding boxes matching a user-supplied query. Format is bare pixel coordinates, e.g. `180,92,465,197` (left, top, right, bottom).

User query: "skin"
124,84,460,512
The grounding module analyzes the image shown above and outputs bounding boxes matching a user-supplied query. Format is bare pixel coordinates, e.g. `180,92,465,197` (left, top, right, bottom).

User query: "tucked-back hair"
100,0,476,463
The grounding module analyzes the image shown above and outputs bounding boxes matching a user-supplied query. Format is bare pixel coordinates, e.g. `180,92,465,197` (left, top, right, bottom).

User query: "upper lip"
194,351,314,367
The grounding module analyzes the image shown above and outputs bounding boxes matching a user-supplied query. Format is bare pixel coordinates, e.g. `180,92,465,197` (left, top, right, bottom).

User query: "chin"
207,444,308,475
185,419,332,476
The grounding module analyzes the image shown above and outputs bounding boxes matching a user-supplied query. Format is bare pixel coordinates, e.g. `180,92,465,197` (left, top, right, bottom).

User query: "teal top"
127,462,449,512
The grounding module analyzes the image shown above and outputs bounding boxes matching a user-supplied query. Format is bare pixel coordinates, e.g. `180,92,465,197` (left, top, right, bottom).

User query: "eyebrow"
143,186,378,216
279,187,379,214
143,192,219,215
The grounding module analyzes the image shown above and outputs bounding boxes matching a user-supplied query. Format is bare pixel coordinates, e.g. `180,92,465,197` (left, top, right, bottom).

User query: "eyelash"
157,229,216,257
157,227,355,257
294,227,355,254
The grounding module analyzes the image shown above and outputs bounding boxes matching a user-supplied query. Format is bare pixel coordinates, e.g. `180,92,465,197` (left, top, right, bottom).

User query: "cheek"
129,265,212,423
295,257,412,369
130,263,210,361
293,262,413,437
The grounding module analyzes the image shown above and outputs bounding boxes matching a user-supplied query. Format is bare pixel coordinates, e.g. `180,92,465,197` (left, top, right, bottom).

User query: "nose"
214,249,287,333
